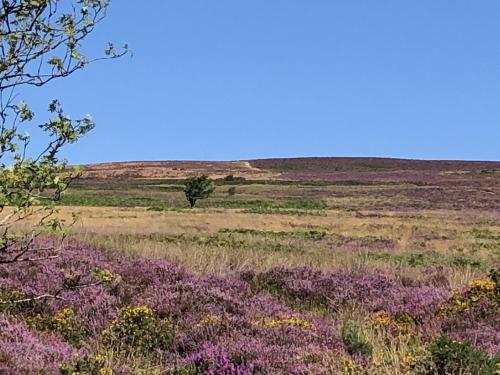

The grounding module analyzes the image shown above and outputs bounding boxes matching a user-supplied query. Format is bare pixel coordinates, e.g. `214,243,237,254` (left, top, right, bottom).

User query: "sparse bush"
183,175,215,208
341,320,373,357
227,186,237,196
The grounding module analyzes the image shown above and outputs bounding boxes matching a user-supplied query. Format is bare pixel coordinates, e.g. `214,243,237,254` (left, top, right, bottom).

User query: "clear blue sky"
25,1,500,163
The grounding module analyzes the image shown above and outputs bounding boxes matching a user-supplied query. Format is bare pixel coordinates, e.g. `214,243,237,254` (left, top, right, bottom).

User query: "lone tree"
0,1,126,298
183,175,215,208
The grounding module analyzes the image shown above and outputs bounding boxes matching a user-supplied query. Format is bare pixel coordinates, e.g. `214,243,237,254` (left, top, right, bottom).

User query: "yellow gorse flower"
371,311,391,328
468,279,495,292
252,316,313,329
342,356,363,375
122,305,153,317
53,307,74,323
94,268,122,285
370,311,415,334
439,277,498,316
197,314,223,327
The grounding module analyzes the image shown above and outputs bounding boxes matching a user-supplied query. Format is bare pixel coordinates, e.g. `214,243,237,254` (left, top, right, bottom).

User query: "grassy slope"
54,157,500,284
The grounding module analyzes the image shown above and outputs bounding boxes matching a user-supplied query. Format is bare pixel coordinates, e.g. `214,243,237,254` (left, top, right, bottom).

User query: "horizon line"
76,155,500,167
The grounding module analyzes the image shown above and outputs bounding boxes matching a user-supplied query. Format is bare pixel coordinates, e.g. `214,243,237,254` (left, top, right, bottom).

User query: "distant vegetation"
223,174,247,184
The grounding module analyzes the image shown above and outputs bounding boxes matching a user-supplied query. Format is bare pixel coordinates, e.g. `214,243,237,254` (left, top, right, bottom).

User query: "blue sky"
25,1,500,163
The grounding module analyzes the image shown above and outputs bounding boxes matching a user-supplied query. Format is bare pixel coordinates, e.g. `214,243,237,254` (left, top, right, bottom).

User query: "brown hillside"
81,160,275,180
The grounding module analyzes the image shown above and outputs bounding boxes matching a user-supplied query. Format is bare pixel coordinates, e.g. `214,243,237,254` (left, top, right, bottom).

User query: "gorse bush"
439,272,498,317
29,307,86,347
418,335,499,375
59,354,112,375
93,268,122,286
103,305,173,353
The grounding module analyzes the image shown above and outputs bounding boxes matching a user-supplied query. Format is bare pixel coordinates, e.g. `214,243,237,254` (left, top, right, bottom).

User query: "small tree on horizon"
183,175,215,208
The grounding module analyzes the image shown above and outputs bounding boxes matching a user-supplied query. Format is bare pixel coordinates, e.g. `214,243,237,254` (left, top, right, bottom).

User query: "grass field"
64,162,499,283
2,158,499,374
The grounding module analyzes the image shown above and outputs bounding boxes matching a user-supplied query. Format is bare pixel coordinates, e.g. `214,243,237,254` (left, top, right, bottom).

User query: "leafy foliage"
0,0,126,297
183,175,215,208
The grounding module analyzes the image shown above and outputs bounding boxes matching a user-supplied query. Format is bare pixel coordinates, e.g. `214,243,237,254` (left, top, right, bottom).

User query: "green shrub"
29,307,86,347
103,305,173,353
223,174,246,184
341,320,373,357
59,354,112,375
418,336,499,375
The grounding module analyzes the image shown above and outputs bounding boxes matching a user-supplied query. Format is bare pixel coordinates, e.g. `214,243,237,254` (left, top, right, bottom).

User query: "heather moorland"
1,1,499,374
2,158,499,374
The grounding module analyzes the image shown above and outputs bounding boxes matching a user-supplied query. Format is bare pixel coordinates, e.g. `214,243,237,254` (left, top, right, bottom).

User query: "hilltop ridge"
80,157,500,184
